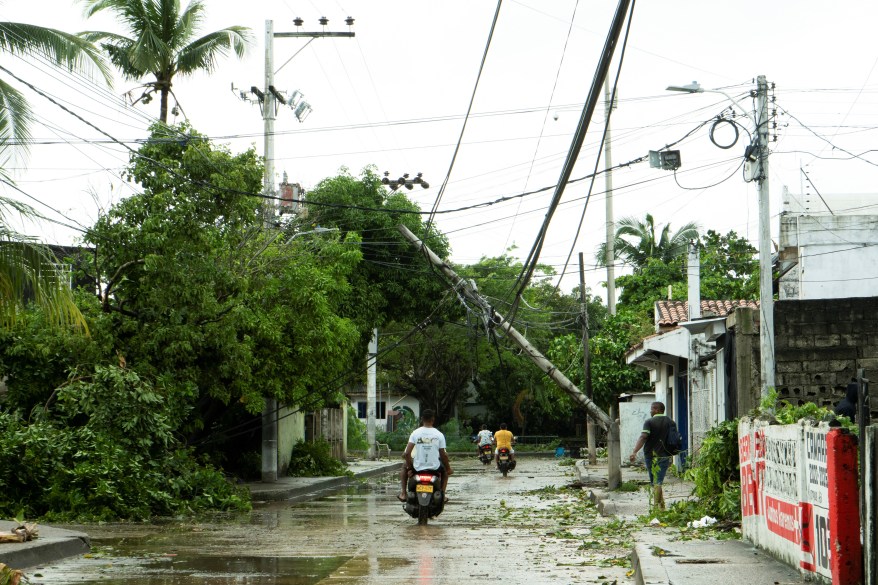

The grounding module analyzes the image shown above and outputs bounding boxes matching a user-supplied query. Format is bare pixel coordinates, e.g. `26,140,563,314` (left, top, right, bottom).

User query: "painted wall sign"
738,418,861,585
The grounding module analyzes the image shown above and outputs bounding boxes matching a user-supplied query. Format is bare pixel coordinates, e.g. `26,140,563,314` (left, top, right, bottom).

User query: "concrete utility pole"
399,225,622,488
666,76,774,399
579,253,597,465
755,75,775,396
249,17,354,483
603,78,617,315
366,328,378,460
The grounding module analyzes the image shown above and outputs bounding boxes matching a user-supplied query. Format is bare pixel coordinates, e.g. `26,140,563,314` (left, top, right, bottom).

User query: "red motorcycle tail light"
416,474,435,483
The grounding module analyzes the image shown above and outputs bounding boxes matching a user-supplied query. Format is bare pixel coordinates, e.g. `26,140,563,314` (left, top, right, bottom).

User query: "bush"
0,365,250,521
439,418,473,452
346,405,369,451
0,410,249,521
287,439,351,477
670,419,741,524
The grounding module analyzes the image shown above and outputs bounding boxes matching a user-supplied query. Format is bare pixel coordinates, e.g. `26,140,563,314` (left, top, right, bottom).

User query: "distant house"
347,383,419,433
626,298,759,460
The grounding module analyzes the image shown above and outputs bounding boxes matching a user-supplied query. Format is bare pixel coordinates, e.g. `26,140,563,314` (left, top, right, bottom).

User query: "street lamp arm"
704,88,756,127
666,81,756,127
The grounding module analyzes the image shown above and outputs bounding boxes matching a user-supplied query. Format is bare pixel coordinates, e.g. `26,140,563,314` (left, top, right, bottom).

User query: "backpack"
664,420,682,455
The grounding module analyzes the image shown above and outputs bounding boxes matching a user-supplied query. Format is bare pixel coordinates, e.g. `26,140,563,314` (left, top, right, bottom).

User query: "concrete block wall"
775,298,878,416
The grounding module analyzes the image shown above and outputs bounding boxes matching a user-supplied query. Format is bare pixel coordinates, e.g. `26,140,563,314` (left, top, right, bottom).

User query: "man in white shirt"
398,409,453,502
474,424,493,455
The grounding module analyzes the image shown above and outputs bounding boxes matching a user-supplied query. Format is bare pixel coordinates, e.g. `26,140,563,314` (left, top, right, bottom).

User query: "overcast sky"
3,0,878,300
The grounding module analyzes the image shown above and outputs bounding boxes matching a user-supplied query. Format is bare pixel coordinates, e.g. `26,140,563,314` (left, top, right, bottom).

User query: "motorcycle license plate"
416,484,433,493
499,455,509,461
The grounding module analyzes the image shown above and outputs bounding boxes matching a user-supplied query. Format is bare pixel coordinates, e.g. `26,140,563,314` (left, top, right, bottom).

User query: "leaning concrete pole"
398,225,622,488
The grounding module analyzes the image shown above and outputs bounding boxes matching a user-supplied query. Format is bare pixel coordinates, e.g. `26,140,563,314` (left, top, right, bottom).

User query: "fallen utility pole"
398,225,621,488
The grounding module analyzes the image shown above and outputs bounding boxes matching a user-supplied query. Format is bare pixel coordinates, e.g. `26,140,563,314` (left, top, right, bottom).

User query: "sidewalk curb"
0,522,91,570
248,462,401,502
631,542,668,585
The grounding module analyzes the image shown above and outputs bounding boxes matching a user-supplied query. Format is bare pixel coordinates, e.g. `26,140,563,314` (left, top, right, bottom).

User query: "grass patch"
613,480,641,492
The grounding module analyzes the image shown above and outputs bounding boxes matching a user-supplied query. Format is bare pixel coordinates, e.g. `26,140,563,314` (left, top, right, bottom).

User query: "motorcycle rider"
493,422,516,468
398,409,453,503
474,424,494,457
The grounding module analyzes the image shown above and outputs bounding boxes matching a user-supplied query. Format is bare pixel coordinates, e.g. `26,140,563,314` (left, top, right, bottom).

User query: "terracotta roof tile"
655,300,759,327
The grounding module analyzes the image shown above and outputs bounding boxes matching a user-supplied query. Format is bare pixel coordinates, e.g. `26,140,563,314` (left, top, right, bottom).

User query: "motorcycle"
477,443,494,465
403,469,445,525
496,447,516,477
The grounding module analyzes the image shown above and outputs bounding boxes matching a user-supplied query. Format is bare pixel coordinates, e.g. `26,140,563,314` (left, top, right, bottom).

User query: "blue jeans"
644,455,671,485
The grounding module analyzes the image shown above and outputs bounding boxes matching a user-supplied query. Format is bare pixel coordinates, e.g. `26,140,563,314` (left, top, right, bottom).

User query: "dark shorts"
643,454,672,485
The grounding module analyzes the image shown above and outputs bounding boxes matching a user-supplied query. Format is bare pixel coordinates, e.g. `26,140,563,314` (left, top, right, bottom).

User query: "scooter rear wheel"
417,505,429,525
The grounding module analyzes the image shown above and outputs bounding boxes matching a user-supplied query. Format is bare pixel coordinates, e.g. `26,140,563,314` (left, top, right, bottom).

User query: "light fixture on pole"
666,77,774,400
284,225,338,244
382,171,430,191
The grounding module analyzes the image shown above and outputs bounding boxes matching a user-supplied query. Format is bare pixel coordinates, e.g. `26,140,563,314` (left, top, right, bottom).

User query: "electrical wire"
507,0,637,324
427,0,503,226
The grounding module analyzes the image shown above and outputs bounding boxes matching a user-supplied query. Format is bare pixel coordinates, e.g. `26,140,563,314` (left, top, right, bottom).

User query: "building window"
357,401,387,418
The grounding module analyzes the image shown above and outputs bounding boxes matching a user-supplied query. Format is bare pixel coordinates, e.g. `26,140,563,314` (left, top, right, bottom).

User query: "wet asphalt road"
31,457,634,584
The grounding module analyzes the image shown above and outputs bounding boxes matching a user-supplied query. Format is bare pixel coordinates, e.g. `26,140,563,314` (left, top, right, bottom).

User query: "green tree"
596,213,699,271
379,318,474,427
80,0,252,123
698,230,758,300
454,253,602,434
615,229,758,315
303,167,452,342
82,124,362,437
0,216,88,331
547,311,651,410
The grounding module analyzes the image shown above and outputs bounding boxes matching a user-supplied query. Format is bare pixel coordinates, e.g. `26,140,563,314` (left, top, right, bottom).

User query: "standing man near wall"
629,401,677,510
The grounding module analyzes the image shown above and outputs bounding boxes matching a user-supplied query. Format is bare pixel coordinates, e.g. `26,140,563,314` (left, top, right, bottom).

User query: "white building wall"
779,188,878,300
620,393,655,467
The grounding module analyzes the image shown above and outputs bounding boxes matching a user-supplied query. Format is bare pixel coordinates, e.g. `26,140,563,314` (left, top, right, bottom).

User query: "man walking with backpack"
629,401,680,510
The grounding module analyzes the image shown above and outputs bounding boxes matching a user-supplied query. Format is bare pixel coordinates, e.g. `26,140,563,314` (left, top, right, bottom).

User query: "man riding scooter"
493,422,516,469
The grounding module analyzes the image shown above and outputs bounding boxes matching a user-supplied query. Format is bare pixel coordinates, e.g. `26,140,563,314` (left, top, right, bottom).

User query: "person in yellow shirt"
493,422,516,467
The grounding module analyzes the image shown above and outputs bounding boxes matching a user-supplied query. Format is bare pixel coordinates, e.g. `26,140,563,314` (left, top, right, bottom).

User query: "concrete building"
778,188,878,300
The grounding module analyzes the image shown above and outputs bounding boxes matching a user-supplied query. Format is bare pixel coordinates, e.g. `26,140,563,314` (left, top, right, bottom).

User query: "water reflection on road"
31,458,633,584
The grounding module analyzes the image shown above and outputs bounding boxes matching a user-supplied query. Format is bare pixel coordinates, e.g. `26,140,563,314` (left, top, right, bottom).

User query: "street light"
284,225,338,244
667,77,774,399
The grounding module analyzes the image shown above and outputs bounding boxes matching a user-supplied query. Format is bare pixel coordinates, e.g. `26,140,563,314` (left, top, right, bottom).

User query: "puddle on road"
30,475,418,585
33,554,348,584
29,459,589,584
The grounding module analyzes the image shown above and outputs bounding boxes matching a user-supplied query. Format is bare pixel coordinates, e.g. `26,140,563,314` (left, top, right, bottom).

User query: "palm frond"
0,79,32,165
0,22,112,83
176,28,251,74
0,238,88,332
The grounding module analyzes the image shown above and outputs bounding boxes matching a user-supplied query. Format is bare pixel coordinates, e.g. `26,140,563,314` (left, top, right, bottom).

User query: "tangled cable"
708,116,741,149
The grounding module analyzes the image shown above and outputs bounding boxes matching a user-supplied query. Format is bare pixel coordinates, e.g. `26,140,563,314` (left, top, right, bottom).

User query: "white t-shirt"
477,429,494,446
407,426,446,471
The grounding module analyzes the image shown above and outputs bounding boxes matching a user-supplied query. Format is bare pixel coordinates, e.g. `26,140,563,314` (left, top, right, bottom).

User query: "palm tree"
0,198,88,331
80,0,253,123
596,213,699,271
0,22,109,331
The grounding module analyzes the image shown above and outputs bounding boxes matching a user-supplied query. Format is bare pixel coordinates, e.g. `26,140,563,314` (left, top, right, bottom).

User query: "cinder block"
814,334,842,348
